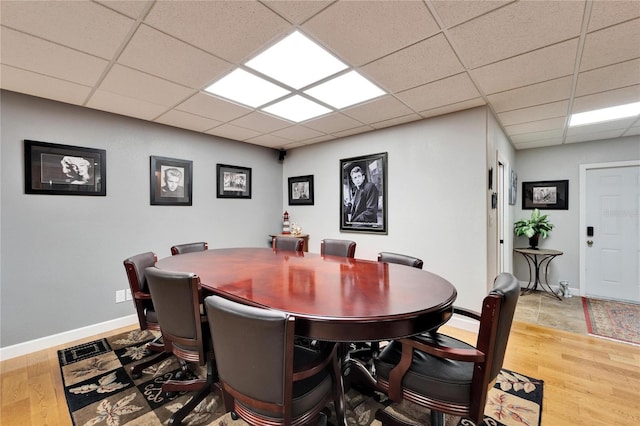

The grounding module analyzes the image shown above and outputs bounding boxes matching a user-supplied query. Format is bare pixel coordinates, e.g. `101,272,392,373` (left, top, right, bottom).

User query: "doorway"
580,161,639,303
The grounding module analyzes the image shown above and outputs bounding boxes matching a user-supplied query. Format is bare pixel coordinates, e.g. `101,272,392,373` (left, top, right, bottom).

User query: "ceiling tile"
206,123,261,141
575,58,640,97
572,85,640,113
396,73,480,112
99,64,195,106
487,76,573,112
244,133,292,148
419,98,486,119
428,0,513,28
510,128,564,144
370,113,423,130
95,0,153,19
229,111,292,133
567,116,637,136
446,1,584,68
262,0,333,24
144,1,290,63
362,34,464,93
332,125,375,139
154,109,222,133
272,125,326,141
176,93,252,122
623,125,640,136
0,0,134,59
341,95,415,124
580,19,640,72
87,89,168,120
587,1,640,32
303,1,439,66
498,101,569,126
118,25,233,89
472,39,579,94
504,117,566,136
0,65,91,106
565,128,626,143
303,112,363,134
1,28,108,86
513,137,564,149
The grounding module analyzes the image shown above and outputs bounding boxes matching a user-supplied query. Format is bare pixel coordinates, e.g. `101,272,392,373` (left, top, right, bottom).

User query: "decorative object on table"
282,211,291,234
509,166,518,205
522,179,568,210
149,156,192,206
514,208,554,249
340,152,388,234
24,139,106,196
583,297,640,345
291,223,302,236
59,329,544,426
288,175,314,205
216,163,251,199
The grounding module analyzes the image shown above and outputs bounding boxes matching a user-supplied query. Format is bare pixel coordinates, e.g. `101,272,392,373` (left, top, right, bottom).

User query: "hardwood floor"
2,321,639,425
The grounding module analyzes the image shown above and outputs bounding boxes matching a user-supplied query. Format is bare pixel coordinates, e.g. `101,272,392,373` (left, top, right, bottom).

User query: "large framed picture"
24,139,106,196
340,152,387,234
217,164,251,199
522,180,568,210
150,156,193,206
288,175,314,205
509,167,518,205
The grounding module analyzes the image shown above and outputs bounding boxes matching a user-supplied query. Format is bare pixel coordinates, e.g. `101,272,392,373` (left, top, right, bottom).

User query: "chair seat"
375,333,474,405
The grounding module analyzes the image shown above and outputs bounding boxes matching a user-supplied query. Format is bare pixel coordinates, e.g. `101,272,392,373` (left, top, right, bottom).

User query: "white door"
585,165,639,302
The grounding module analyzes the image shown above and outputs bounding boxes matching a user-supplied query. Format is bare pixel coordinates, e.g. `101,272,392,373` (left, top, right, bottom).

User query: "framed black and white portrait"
340,152,387,234
522,180,568,210
288,175,314,205
24,139,106,196
150,156,193,206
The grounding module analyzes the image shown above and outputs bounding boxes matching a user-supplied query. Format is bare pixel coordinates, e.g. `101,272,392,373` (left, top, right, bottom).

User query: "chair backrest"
144,267,206,364
123,252,158,330
204,295,338,425
171,241,208,255
272,236,304,252
377,252,424,269
320,238,356,258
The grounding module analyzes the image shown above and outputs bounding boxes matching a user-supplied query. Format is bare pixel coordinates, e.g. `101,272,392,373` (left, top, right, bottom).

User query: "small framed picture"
150,156,193,206
288,175,314,205
340,152,388,234
522,180,568,210
24,139,106,196
217,164,251,199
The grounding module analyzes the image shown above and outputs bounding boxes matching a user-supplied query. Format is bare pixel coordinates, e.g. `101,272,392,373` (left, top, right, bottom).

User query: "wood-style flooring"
2,320,639,425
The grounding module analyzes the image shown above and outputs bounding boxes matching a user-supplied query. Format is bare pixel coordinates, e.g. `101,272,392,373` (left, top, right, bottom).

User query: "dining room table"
155,247,458,425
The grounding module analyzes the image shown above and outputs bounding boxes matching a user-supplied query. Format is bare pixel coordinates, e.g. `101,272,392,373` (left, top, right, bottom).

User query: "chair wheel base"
231,411,239,420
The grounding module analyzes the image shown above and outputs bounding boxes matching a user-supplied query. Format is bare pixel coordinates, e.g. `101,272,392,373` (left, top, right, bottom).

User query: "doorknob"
587,240,593,247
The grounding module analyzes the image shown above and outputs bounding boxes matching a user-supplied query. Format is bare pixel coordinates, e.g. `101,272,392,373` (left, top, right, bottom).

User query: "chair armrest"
134,291,152,300
452,306,481,321
293,342,338,380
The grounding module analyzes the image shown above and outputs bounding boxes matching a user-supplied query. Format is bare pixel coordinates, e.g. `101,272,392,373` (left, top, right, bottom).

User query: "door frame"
579,160,640,296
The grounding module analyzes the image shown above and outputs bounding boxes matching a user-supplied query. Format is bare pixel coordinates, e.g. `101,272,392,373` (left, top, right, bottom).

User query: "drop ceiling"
1,0,639,150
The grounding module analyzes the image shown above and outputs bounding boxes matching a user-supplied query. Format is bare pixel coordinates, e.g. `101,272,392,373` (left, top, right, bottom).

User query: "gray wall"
513,136,640,291
281,107,506,310
1,91,283,347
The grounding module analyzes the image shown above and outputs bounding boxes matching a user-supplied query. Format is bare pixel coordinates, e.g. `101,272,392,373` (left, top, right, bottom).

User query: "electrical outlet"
115,289,126,303
125,289,132,301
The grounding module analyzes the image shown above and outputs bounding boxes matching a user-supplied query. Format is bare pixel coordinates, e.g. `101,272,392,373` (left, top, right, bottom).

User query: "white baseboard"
448,315,480,333
0,315,138,361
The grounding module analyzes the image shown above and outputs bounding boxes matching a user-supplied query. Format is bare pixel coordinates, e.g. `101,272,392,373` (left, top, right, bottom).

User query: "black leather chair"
320,238,356,258
373,273,520,426
123,252,172,378
272,236,304,252
170,241,208,255
145,267,218,426
377,252,424,269
204,295,344,426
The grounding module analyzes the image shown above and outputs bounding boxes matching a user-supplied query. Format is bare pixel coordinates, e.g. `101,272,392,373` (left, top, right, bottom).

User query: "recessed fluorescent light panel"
305,70,385,109
204,69,290,108
569,102,640,126
246,31,348,90
263,95,332,122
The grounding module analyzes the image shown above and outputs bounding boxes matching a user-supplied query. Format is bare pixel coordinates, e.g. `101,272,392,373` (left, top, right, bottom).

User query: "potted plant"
514,208,553,249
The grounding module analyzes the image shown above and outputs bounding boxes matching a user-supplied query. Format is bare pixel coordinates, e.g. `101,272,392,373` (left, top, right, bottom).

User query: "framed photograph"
340,152,387,234
509,167,518,205
150,156,192,206
216,164,251,199
522,180,568,210
24,139,106,196
288,175,314,205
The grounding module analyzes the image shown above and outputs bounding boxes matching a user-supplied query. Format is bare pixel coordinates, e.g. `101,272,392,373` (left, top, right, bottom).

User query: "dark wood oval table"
155,247,458,425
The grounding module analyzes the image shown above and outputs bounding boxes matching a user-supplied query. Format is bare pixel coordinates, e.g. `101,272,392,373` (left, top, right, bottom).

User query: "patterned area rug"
582,297,640,345
59,330,543,426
